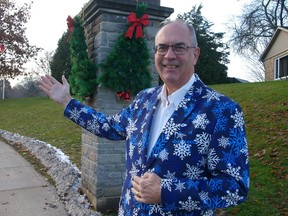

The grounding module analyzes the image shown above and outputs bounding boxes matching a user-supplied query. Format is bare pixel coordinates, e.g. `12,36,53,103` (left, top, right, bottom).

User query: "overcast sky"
14,0,252,81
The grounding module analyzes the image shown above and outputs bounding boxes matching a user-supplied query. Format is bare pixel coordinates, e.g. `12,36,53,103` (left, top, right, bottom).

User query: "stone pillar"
80,0,173,212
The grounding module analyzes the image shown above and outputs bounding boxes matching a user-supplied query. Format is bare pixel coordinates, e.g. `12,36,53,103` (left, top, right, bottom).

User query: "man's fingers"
62,75,68,85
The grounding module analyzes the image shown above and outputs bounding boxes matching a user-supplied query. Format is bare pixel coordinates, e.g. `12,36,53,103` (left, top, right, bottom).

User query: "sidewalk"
0,140,68,216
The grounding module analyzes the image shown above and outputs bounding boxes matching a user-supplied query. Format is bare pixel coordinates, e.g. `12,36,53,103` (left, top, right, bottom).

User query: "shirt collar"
160,74,196,107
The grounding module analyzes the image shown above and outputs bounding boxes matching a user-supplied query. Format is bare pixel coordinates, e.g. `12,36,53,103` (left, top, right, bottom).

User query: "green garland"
69,16,98,100
98,3,152,97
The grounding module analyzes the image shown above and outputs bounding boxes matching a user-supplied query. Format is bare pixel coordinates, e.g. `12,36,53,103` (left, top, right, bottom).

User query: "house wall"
264,50,288,81
263,30,288,80
264,31,288,60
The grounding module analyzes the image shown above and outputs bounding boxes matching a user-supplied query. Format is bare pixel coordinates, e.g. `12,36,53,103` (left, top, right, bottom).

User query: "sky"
14,0,252,83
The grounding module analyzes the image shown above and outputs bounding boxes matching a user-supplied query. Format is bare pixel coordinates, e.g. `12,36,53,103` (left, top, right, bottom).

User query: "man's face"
155,22,200,94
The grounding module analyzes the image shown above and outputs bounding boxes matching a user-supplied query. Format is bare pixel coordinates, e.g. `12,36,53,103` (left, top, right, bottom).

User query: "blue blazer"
64,75,249,216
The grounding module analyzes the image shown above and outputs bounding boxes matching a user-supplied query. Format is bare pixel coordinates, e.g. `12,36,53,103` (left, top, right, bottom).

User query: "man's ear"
193,47,200,65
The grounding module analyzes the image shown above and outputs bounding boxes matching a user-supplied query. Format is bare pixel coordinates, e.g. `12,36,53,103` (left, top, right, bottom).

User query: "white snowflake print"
175,132,186,139
69,107,81,122
202,209,214,216
199,191,209,201
133,99,140,110
195,132,211,154
222,189,244,207
225,163,243,181
195,87,203,95
143,100,149,110
128,143,135,159
179,196,200,211
118,205,124,216
125,189,131,205
80,107,89,114
162,179,173,192
231,108,245,130
79,119,86,127
163,118,186,140
87,119,100,134
175,181,186,192
173,140,191,160
129,163,139,177
135,157,143,167
149,204,165,215
193,113,210,130
202,89,221,102
133,208,139,216
102,123,110,131
198,157,207,167
159,148,169,161
126,118,137,139
183,164,204,180
164,170,176,179
208,148,220,170
187,85,195,95
241,146,249,165
218,136,230,148
176,97,190,110
113,113,121,123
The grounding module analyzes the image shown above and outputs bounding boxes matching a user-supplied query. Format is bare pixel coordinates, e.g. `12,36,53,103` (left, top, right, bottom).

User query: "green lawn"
0,80,287,215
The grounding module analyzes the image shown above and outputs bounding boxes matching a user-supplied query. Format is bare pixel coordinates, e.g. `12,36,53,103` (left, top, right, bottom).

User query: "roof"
260,27,288,61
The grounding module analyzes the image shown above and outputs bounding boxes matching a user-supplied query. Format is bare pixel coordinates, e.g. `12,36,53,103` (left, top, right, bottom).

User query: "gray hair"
157,19,198,47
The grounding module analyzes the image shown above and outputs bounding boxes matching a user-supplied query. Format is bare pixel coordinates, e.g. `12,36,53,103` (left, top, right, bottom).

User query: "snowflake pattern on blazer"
64,74,249,216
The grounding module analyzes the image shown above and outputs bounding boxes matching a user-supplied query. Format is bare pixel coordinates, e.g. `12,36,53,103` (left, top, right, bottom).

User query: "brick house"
260,27,288,81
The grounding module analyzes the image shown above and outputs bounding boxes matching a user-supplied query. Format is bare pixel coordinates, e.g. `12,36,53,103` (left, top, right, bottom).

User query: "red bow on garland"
0,44,5,53
125,12,149,39
66,15,75,32
117,90,131,101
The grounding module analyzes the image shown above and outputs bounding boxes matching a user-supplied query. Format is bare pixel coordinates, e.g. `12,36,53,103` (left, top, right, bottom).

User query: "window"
275,55,288,79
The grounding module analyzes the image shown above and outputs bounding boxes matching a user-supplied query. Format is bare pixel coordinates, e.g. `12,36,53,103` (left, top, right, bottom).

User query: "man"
39,20,249,216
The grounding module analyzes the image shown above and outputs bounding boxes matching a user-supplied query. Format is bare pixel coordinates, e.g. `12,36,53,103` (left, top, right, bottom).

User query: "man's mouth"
164,65,179,69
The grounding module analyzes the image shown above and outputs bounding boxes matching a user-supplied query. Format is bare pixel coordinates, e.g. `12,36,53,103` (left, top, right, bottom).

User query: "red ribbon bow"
66,15,75,32
125,12,149,39
0,44,4,53
117,90,131,101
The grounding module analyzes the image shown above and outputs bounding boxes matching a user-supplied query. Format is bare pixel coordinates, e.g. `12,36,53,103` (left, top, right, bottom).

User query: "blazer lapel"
138,87,162,166
146,75,205,168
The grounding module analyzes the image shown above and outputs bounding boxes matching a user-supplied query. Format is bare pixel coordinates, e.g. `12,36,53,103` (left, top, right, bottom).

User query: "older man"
39,20,249,216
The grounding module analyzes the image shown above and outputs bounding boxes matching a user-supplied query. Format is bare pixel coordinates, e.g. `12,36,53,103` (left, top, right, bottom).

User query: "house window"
275,55,288,79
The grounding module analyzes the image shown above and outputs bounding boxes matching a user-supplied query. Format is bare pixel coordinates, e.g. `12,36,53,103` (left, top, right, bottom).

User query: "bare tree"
35,50,54,75
229,0,288,81
0,0,41,78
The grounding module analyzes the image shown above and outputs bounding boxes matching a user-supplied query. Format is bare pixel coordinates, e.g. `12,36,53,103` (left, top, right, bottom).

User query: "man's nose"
164,46,176,58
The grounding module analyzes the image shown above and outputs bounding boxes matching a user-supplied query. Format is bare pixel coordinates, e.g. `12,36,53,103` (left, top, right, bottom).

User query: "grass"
0,80,287,215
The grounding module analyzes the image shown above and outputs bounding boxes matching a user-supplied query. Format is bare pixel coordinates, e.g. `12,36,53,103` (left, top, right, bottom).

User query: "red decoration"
0,44,4,53
117,90,131,101
125,12,149,39
66,15,75,31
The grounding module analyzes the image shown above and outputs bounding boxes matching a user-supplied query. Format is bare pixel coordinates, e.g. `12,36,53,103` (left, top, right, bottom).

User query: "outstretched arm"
39,74,72,108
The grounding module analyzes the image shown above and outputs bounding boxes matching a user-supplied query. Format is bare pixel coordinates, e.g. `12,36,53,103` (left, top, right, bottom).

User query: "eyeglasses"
155,44,195,56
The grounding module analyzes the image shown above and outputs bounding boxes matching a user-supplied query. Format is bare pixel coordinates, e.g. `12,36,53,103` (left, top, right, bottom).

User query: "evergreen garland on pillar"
67,16,98,101
98,3,152,100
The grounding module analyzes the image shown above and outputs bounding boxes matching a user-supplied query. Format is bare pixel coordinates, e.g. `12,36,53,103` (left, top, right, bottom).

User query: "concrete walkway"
0,140,68,216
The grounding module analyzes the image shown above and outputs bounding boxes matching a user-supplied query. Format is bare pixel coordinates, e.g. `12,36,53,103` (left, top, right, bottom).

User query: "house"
260,27,288,81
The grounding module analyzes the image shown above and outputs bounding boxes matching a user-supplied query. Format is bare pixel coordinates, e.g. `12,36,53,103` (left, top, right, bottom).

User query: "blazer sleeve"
63,99,129,140
160,102,249,212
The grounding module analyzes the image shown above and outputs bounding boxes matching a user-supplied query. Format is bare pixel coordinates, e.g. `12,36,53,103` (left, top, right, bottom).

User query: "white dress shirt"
147,74,196,157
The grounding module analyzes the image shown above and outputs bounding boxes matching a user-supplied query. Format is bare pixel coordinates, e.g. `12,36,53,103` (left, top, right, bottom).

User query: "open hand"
39,74,72,107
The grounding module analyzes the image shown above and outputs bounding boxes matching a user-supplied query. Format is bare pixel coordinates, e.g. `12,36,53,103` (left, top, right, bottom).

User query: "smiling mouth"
164,65,179,69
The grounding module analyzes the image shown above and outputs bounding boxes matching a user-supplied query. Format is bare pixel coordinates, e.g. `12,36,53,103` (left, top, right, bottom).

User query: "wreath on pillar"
98,2,152,101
